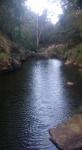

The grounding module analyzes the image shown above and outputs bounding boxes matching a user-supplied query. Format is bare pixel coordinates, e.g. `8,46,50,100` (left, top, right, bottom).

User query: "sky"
25,0,63,24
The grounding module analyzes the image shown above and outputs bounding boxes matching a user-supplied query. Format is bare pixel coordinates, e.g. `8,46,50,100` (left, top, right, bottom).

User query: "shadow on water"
0,59,82,150
61,65,82,113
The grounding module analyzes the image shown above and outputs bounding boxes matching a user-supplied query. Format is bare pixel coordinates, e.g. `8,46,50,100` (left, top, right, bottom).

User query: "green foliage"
0,0,82,59
0,52,10,62
0,0,38,51
71,44,82,63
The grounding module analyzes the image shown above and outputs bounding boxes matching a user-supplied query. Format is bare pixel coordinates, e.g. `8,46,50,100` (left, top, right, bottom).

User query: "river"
0,59,82,150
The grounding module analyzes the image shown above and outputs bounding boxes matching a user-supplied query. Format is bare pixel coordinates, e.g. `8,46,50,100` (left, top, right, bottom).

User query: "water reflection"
0,59,82,150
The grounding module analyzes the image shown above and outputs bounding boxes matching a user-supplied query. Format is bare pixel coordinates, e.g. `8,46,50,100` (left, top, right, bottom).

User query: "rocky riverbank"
0,31,59,72
0,31,82,73
0,32,35,72
0,42,58,72
37,44,82,71
63,44,82,69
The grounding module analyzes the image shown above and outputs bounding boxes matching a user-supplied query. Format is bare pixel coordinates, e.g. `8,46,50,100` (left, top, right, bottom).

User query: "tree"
36,10,48,49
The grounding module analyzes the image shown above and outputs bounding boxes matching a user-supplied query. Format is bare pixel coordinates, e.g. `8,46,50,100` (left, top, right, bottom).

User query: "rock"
65,60,73,65
12,59,21,68
49,114,82,150
64,60,82,69
67,81,74,86
78,64,82,68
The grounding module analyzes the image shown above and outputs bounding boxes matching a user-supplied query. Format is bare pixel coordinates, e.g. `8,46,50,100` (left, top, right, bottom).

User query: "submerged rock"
49,114,82,150
67,81,74,86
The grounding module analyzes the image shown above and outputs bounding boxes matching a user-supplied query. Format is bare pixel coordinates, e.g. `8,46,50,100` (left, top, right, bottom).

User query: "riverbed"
0,59,82,150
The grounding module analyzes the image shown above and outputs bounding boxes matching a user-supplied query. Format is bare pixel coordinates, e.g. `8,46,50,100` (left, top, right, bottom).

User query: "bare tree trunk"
36,15,39,49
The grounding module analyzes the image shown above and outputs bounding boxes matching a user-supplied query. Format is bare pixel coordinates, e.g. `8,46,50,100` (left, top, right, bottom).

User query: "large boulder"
49,114,82,150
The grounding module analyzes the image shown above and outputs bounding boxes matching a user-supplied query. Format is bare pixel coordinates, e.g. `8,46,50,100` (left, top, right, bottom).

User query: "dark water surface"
0,59,82,150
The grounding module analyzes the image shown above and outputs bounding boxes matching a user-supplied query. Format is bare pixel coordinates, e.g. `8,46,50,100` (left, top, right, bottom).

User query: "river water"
0,59,82,150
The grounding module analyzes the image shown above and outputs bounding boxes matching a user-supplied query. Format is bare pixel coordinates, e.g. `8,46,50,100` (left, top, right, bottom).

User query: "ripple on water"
0,59,82,150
